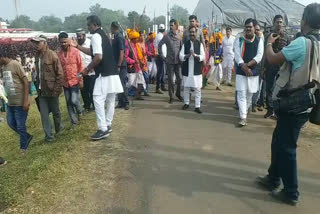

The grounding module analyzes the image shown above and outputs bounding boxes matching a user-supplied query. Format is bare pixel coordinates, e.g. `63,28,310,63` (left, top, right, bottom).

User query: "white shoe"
238,119,247,127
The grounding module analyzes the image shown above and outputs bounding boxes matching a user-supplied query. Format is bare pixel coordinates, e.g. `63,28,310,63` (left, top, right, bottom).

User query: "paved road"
118,85,320,214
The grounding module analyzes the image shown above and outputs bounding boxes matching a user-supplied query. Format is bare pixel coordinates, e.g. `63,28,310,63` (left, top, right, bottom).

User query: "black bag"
310,89,320,125
273,88,315,115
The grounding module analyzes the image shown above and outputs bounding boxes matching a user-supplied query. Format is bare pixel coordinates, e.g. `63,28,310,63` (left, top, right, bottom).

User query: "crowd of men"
1,2,320,206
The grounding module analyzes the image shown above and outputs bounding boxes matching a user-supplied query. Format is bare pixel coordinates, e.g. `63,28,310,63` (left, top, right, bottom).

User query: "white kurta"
179,41,205,88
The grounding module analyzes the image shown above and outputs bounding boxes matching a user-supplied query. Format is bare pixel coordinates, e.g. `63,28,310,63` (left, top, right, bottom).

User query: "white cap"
159,24,165,30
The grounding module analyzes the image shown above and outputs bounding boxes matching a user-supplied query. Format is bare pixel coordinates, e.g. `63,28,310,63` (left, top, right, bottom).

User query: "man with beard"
180,26,206,114
58,32,84,126
76,28,96,112
262,15,290,119
71,15,123,140
234,18,264,127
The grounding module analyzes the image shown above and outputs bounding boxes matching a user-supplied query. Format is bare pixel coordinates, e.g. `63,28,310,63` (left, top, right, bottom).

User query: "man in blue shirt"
257,3,320,206
111,22,129,110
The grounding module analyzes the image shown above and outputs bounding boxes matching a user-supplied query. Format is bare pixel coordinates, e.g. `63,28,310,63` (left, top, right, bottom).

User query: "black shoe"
227,83,233,87
135,96,144,100
216,87,222,91
161,87,168,92
195,108,202,114
182,104,189,110
124,105,130,110
264,111,275,119
256,175,280,191
45,136,56,143
116,104,125,109
169,98,173,104
271,189,298,206
176,95,183,102
91,130,110,141
257,106,264,111
155,89,163,94
0,157,7,166
143,93,150,96
252,106,257,112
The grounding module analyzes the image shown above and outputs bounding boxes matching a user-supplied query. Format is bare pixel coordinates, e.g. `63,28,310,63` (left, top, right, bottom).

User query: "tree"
10,15,37,29
64,13,89,33
127,11,140,29
153,15,166,25
170,5,190,27
37,15,63,32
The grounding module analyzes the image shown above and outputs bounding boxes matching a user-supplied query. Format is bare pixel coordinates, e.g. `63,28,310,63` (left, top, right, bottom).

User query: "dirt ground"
114,85,320,214
2,84,320,214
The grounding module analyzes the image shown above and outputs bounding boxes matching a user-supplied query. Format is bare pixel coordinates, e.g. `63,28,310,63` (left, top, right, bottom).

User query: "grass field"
0,96,131,213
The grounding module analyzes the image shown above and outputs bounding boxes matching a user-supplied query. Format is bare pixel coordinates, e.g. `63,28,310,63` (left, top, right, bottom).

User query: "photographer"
257,3,320,206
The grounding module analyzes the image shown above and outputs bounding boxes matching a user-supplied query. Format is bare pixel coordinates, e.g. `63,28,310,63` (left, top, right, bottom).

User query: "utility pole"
14,0,21,18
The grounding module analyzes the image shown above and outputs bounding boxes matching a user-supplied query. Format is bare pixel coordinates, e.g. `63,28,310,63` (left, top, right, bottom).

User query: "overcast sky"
0,0,316,21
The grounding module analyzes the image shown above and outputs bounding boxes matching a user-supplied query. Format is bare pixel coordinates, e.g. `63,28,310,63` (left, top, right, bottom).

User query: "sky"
0,0,317,21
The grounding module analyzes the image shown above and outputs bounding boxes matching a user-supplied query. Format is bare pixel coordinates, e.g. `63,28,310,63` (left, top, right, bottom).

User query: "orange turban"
129,31,140,40
202,29,208,36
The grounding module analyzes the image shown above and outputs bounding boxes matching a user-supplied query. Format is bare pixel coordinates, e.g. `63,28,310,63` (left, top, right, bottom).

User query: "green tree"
153,15,166,25
10,15,37,29
37,15,63,32
170,5,190,27
63,13,89,32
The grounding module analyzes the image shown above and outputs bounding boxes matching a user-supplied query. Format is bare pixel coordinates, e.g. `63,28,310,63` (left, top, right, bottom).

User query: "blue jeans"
6,106,30,150
268,112,309,200
64,86,82,125
143,71,149,94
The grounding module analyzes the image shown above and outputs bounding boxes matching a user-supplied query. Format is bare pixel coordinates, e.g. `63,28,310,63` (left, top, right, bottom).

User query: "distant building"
0,22,9,29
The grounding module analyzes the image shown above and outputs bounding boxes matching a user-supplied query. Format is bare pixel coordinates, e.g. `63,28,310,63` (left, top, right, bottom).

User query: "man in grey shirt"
158,19,183,104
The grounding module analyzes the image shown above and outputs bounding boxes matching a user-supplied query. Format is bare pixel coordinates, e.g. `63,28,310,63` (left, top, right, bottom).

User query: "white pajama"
147,58,157,79
208,56,223,87
94,93,116,132
184,87,201,108
236,74,259,119
93,74,123,132
222,56,234,84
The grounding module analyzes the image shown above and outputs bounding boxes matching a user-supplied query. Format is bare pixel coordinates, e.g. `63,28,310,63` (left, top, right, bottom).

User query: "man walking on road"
234,18,264,127
221,27,235,86
111,22,129,110
76,28,96,113
72,15,123,140
180,26,206,114
154,24,167,94
158,19,183,104
32,35,64,142
262,15,290,119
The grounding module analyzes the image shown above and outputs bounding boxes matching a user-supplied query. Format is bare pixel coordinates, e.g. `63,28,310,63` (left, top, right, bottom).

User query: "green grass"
0,96,100,212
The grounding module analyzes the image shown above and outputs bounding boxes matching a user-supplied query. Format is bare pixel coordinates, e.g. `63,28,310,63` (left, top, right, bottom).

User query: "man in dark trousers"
158,19,183,104
111,22,129,110
32,35,64,142
262,15,290,119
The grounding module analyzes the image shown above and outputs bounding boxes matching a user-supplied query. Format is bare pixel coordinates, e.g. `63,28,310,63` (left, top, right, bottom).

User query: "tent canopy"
194,0,305,28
